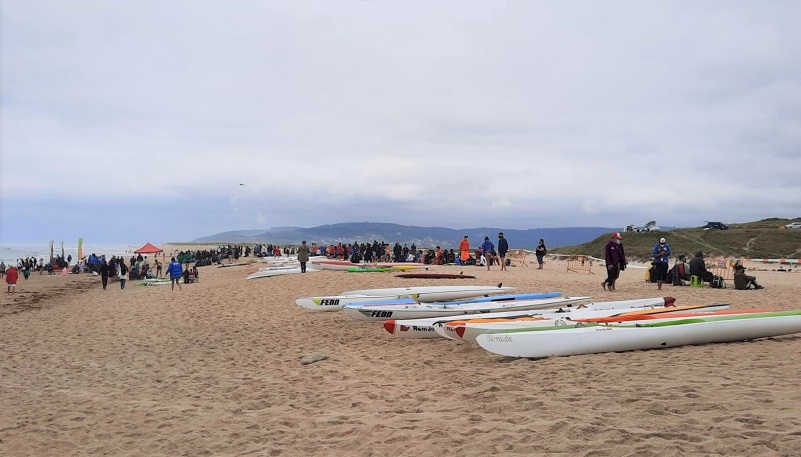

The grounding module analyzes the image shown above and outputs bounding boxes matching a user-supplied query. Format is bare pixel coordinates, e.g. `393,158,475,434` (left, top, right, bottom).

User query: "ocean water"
0,242,146,266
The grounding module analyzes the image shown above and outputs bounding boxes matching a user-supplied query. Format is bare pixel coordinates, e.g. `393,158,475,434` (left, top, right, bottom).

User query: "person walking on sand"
602,232,626,291
497,232,509,271
459,235,470,265
99,259,114,291
297,240,311,273
535,239,547,269
651,237,671,290
481,237,495,270
167,257,183,290
118,261,129,290
6,266,18,293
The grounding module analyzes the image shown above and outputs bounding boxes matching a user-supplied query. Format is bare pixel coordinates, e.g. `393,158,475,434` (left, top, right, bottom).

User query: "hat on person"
659,237,666,244
613,232,623,240
734,263,745,270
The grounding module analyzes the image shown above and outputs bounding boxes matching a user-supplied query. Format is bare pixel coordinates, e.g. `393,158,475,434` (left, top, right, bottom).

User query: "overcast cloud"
2,0,800,243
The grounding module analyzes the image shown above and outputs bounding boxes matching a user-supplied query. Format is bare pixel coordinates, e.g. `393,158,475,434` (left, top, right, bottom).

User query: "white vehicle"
625,221,660,233
785,222,801,229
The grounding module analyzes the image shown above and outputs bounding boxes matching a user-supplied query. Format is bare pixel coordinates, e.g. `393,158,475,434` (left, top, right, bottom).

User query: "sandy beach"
2,251,801,456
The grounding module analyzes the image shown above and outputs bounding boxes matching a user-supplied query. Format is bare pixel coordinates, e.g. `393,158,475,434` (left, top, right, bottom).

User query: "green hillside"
551,218,801,261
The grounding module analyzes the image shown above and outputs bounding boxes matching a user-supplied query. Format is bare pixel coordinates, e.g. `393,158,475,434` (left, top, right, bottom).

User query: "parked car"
786,222,801,229
703,222,729,230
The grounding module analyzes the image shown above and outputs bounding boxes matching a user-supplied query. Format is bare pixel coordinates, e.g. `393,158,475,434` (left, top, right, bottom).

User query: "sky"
2,0,801,244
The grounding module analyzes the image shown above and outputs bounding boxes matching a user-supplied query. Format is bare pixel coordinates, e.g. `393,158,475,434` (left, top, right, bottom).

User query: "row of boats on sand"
293,284,801,359
245,258,433,279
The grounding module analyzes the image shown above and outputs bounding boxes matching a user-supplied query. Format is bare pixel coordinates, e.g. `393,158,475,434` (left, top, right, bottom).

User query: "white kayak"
258,265,299,271
383,297,676,339
295,294,417,311
343,294,588,321
295,284,517,312
246,268,318,280
295,287,527,312
476,310,801,358
342,284,514,300
445,303,733,344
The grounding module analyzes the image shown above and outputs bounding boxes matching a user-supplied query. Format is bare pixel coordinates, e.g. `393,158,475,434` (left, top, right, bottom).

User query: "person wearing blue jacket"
166,257,183,291
481,237,495,271
651,237,671,290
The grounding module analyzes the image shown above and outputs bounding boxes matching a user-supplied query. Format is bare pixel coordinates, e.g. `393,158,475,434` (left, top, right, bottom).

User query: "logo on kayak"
412,326,434,332
317,299,340,306
485,335,513,343
400,325,410,332
363,310,393,318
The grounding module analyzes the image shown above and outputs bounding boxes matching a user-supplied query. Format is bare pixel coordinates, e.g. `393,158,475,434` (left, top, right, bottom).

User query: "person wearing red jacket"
6,266,19,293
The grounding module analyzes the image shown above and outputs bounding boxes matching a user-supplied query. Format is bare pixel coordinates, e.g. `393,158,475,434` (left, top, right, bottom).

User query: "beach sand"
2,252,801,456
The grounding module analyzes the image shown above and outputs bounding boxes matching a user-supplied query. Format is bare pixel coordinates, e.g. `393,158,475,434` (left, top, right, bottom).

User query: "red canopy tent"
134,242,163,254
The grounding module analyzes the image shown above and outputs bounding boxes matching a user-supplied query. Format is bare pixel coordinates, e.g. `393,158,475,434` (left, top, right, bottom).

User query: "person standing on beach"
6,266,18,293
602,232,626,291
167,257,183,291
155,259,162,278
535,239,547,269
297,241,311,273
99,259,114,291
497,232,509,271
651,237,671,290
0,261,6,278
118,262,129,290
481,237,495,270
459,235,470,265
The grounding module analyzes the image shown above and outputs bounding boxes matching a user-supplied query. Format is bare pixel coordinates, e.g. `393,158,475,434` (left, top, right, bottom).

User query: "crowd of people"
305,233,524,270
640,238,765,291
4,233,774,294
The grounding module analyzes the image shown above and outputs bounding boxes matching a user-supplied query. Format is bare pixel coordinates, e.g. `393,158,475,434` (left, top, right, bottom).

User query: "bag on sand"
711,276,727,289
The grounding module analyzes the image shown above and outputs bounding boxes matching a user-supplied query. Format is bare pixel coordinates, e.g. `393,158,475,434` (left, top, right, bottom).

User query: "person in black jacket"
497,232,509,271
535,239,547,269
99,259,114,291
689,251,714,283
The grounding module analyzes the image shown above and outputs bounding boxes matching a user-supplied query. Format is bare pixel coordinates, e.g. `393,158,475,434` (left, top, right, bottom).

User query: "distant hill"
551,218,801,261
191,222,618,249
